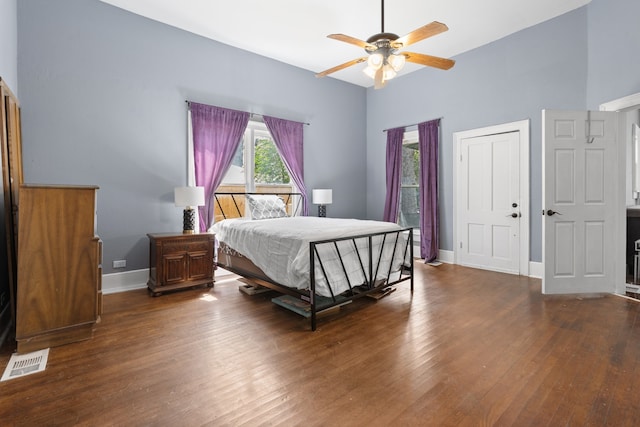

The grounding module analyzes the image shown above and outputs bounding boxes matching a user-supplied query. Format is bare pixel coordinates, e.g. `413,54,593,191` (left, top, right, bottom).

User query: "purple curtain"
418,119,440,262
263,116,309,216
191,102,249,231
383,127,405,223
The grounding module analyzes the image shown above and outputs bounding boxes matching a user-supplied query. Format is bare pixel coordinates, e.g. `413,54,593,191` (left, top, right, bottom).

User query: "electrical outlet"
113,260,126,268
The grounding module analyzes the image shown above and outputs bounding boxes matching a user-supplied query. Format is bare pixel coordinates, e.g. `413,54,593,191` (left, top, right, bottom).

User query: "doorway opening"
600,93,640,296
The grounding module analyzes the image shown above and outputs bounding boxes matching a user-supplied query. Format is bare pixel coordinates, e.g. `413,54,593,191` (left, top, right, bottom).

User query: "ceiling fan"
316,0,455,89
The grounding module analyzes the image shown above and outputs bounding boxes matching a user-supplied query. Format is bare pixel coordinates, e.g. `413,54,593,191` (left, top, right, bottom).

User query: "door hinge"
459,241,463,249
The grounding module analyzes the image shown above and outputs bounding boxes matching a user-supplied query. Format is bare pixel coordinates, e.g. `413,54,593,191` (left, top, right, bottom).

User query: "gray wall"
586,0,640,108
17,0,367,273
366,8,589,262
14,0,640,272
0,0,18,91
366,0,640,263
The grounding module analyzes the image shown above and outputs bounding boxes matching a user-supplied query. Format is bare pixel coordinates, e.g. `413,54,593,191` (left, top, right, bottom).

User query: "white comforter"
212,217,409,297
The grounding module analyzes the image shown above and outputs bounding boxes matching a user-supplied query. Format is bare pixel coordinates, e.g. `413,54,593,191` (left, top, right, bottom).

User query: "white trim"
102,268,236,294
600,93,640,296
187,109,195,185
600,92,640,112
186,110,202,228
453,119,531,276
437,249,454,264
529,261,543,279
102,269,148,294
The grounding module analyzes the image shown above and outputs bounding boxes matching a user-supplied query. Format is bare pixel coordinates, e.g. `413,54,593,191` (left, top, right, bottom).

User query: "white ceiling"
100,0,591,88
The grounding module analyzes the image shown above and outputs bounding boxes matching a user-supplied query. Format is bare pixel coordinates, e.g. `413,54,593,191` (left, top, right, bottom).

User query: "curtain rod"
185,100,309,126
383,117,443,132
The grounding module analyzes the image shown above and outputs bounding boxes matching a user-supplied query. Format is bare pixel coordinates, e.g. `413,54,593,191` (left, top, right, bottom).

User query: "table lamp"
174,186,205,233
312,189,332,217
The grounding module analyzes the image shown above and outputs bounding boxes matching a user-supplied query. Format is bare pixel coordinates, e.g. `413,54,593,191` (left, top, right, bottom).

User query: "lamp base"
183,208,196,234
318,205,326,218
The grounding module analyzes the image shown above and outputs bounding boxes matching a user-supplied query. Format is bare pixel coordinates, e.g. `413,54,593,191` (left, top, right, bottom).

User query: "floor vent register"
1,348,49,381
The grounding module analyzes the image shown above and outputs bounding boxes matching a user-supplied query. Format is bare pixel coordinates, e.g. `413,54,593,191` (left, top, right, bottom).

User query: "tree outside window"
399,140,420,229
254,137,290,185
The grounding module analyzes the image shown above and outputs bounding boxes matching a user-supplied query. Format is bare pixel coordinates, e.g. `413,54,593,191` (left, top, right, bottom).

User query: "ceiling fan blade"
392,21,448,49
327,34,375,50
374,68,385,90
403,52,455,70
316,57,367,78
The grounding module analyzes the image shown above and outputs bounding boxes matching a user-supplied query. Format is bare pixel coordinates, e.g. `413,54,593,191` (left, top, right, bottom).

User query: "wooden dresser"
147,232,215,296
16,185,102,353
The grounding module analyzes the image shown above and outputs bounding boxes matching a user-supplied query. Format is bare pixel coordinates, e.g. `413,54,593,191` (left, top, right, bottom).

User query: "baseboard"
441,249,543,279
102,258,540,295
102,269,148,294
437,250,454,264
102,267,238,294
529,261,543,278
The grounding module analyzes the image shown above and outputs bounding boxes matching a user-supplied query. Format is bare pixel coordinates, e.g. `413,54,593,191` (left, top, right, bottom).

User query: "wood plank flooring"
2,263,640,426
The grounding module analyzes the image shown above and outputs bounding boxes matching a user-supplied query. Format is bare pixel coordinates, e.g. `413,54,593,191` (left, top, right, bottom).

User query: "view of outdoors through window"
399,140,420,230
254,136,290,185
215,121,294,221
220,121,292,192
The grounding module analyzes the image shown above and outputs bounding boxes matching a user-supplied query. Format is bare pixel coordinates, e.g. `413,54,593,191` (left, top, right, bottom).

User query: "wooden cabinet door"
163,252,188,285
187,251,211,281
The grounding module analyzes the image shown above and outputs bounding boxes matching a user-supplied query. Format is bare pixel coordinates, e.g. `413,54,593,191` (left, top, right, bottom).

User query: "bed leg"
311,309,317,331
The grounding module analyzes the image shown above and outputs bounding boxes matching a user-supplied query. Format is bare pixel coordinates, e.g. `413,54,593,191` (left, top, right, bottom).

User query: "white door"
542,110,621,294
457,132,521,274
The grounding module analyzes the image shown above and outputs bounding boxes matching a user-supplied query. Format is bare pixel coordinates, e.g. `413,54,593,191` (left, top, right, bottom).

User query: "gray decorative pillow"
246,194,288,219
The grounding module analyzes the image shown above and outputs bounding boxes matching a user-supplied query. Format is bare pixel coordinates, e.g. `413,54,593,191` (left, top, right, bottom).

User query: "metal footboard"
308,228,414,330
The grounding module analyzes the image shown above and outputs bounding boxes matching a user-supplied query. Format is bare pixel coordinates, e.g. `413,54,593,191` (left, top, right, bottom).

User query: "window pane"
399,144,420,229
254,137,290,185
221,142,245,185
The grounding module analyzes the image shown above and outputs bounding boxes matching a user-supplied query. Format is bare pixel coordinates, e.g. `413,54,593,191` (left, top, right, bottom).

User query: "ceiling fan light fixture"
382,64,397,81
367,52,384,69
363,66,377,79
388,53,406,72
316,0,454,86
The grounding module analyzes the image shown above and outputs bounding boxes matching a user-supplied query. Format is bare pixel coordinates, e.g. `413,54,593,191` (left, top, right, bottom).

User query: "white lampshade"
174,186,205,207
388,53,406,72
363,66,377,79
312,189,333,205
367,52,384,70
382,64,397,81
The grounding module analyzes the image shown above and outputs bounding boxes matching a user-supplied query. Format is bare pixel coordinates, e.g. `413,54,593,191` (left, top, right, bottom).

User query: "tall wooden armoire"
16,185,102,353
0,77,23,346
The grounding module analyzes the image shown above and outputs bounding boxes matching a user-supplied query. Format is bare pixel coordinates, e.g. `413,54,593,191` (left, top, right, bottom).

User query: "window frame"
220,119,295,193
399,130,421,239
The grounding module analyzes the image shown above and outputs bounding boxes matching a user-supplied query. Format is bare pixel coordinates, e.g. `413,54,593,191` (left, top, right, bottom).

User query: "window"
219,120,293,193
399,130,420,231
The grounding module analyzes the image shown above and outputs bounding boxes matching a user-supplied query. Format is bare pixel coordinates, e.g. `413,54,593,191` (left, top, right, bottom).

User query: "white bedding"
212,216,410,297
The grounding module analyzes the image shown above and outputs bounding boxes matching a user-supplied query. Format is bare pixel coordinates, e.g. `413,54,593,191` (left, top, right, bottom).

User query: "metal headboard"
214,192,304,220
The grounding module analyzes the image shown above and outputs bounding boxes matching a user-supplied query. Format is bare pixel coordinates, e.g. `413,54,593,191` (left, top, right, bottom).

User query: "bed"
212,192,414,330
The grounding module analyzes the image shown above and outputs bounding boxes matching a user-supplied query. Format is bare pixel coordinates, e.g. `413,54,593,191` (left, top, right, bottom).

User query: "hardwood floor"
2,263,640,426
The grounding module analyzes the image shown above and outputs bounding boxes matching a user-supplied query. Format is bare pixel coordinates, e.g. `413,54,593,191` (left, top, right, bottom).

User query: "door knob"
506,212,519,218
546,209,562,216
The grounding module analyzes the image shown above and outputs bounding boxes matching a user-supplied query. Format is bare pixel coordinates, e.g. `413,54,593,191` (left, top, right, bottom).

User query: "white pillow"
245,194,288,219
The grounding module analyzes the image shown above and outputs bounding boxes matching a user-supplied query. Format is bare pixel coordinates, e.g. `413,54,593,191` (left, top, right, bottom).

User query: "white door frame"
600,92,640,295
453,119,530,276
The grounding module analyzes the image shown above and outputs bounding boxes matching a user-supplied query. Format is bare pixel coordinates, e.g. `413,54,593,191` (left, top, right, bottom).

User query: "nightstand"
147,232,215,296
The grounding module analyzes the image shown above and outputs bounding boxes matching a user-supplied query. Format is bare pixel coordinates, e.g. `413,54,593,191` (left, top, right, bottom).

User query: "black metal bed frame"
213,192,414,330
214,191,304,219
